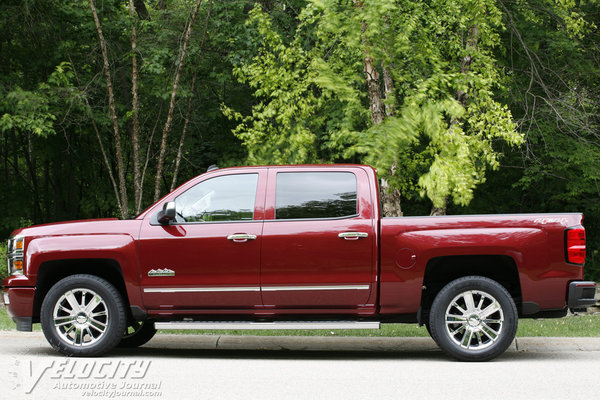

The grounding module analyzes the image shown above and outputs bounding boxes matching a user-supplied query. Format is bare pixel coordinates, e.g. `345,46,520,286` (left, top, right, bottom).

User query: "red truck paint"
2,164,595,360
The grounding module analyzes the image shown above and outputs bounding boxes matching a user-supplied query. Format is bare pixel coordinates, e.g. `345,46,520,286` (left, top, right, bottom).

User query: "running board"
154,321,380,330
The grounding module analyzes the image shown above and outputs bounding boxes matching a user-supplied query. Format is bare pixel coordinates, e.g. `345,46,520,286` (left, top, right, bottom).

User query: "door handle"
227,233,257,242
338,232,369,240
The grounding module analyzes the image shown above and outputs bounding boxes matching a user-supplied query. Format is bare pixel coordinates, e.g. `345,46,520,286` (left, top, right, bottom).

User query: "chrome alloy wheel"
444,290,504,350
52,288,109,347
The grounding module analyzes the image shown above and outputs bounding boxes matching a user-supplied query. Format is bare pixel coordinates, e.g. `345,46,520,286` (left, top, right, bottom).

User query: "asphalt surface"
2,332,599,400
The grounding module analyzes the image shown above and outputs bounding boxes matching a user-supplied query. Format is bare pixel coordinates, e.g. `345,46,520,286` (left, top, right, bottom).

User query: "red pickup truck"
3,164,596,361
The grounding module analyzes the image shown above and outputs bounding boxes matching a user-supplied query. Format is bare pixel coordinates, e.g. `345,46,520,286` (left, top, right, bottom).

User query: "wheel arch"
33,259,129,321
420,255,522,320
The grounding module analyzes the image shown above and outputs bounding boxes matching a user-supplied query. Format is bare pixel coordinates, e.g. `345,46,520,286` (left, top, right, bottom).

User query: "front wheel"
40,274,127,357
428,276,518,362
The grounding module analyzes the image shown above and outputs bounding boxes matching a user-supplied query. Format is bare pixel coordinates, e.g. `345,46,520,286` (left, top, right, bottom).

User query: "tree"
225,0,523,215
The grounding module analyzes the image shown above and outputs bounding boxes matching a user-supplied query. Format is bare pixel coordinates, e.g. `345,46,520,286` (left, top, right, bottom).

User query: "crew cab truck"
3,164,597,361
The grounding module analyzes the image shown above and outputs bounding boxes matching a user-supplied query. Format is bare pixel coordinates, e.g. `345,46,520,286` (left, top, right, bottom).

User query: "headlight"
7,236,25,275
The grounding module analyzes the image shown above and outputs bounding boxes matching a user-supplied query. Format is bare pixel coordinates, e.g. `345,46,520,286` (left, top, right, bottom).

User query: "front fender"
25,234,142,312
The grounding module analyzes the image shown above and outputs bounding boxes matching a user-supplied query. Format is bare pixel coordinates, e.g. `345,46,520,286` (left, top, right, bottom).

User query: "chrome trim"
155,321,380,330
261,285,370,291
144,287,261,293
7,236,25,276
445,290,505,350
3,292,9,305
143,284,370,293
338,232,369,239
227,234,257,241
148,268,175,277
52,288,109,347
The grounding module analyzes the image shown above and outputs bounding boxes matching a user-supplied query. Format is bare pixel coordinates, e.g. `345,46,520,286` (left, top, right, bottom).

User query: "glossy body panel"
3,220,143,318
2,287,35,317
260,166,376,308
379,214,585,314
138,169,267,310
2,164,590,324
139,221,263,309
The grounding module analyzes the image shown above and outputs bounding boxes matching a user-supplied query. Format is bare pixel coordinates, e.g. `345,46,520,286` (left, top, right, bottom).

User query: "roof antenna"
207,164,219,172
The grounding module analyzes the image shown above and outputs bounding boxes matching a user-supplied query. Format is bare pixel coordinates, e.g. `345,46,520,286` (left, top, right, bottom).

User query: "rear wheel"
118,320,156,348
428,276,518,362
40,274,126,357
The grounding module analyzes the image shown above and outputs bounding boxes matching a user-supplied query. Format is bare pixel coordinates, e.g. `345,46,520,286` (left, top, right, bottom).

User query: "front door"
139,172,264,310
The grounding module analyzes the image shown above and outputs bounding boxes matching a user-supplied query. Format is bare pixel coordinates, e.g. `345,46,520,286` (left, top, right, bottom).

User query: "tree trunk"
170,0,213,192
430,203,448,216
153,0,204,202
356,5,402,216
69,56,123,217
89,0,129,218
382,66,395,117
133,0,150,20
380,65,403,216
363,56,384,125
23,132,42,222
456,25,479,106
430,25,479,217
380,178,403,217
129,0,143,214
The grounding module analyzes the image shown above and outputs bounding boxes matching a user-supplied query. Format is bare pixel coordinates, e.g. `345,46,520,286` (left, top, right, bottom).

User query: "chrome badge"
148,268,175,277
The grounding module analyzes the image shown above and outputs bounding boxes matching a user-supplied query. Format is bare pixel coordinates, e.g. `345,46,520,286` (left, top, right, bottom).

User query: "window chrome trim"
143,285,370,293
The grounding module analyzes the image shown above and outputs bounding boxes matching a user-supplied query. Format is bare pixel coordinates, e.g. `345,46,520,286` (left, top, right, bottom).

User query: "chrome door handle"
338,232,369,240
227,233,257,242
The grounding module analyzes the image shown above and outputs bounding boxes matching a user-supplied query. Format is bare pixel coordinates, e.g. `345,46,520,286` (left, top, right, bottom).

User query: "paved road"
2,332,599,400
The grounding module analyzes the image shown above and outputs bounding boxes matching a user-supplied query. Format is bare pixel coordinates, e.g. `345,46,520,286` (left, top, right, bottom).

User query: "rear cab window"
262,166,376,221
275,172,358,220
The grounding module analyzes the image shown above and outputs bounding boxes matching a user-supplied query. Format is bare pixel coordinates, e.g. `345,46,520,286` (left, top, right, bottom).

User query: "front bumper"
568,281,597,311
2,286,35,331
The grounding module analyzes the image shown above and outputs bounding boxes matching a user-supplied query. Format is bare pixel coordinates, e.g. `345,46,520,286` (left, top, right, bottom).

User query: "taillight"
566,227,586,265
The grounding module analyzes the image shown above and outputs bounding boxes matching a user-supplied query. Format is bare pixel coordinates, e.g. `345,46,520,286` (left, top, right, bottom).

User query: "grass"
1,306,598,337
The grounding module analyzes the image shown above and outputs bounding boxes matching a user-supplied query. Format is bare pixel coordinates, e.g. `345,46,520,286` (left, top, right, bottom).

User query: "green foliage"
0,0,597,280
223,5,321,165
0,0,256,235
0,242,7,282
488,0,600,280
226,0,524,208
0,88,56,137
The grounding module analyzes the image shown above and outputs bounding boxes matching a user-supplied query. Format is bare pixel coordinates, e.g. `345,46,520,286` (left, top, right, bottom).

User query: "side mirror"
157,201,176,225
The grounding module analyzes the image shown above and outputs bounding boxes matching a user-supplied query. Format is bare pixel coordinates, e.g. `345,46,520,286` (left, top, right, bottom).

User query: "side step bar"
154,321,380,330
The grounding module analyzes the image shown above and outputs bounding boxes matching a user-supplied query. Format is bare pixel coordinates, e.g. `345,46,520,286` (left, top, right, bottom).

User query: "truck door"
260,168,375,308
139,171,265,309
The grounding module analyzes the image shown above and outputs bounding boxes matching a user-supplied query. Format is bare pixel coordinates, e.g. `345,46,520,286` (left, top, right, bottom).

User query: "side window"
275,172,357,220
175,174,258,222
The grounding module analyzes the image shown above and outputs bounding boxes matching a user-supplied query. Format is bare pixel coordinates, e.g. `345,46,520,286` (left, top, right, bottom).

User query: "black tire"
40,274,127,357
118,320,157,348
428,276,518,362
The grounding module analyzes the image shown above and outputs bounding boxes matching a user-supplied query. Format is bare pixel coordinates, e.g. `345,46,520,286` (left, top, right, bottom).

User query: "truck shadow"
107,346,587,362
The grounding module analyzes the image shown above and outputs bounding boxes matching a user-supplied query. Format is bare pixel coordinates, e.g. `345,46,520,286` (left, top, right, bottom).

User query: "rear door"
260,167,375,308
